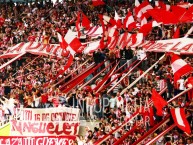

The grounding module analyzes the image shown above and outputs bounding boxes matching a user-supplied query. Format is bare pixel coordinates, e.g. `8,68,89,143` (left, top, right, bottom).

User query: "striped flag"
170,108,191,135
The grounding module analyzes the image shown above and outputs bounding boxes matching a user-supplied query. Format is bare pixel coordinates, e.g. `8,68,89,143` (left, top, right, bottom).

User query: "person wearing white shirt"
109,95,116,109
177,76,185,91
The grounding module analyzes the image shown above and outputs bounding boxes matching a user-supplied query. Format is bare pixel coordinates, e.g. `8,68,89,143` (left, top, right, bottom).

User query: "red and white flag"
135,1,153,19
107,27,119,50
99,14,117,26
135,0,140,7
58,30,85,57
114,11,122,28
170,108,191,135
170,53,193,84
92,0,105,6
76,12,91,37
123,11,136,31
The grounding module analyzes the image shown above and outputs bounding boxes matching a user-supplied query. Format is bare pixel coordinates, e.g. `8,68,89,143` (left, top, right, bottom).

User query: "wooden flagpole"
120,54,165,95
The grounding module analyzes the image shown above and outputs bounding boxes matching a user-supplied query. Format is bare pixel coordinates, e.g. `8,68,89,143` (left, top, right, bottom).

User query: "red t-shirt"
41,94,48,104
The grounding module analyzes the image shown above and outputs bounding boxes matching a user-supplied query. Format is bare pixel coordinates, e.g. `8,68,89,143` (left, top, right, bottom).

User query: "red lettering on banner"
148,43,164,51
11,120,79,135
0,136,76,145
26,43,41,50
181,44,193,51
42,113,49,121
47,122,55,134
141,41,155,50
170,42,181,51
34,114,40,121
158,43,173,51
12,120,22,135
50,112,76,121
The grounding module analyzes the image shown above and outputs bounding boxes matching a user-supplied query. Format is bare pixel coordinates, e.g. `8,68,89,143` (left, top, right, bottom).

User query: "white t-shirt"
177,79,185,90
109,98,116,108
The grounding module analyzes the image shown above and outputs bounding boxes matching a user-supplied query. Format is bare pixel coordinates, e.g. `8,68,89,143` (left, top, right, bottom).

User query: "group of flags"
150,52,193,135
55,0,193,135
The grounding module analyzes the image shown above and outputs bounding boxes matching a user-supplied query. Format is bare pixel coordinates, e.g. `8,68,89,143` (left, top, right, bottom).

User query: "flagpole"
107,57,145,93
146,124,176,145
52,58,90,88
120,54,165,96
12,55,41,77
95,62,119,93
79,61,115,90
94,112,139,145
131,87,192,145
167,86,193,104
184,26,193,38
100,60,138,92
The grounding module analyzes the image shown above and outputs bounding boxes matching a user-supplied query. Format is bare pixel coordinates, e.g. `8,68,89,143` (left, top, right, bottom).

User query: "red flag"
151,88,168,116
81,12,91,30
172,27,180,39
171,5,187,20
92,0,105,6
147,9,178,24
57,32,68,49
114,11,122,28
139,21,160,36
65,29,85,56
170,108,191,135
170,53,193,84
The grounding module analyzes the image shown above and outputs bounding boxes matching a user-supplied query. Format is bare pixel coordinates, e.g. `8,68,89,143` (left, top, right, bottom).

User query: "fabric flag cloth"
172,27,180,39
170,108,191,135
151,88,168,116
92,0,105,6
76,12,91,37
135,0,140,7
170,53,193,84
139,21,159,37
64,29,85,56
155,1,171,11
123,11,136,31
114,11,122,28
147,9,178,24
171,5,187,20
135,1,153,18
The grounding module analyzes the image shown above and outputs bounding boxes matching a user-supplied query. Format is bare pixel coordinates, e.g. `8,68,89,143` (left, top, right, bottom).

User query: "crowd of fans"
0,0,193,145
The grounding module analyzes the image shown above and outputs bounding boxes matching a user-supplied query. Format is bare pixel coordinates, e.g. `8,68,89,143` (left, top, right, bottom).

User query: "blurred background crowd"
0,0,193,145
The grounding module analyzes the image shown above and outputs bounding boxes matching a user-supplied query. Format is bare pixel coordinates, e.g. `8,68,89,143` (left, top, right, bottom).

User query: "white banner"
141,38,193,54
1,38,193,59
18,107,80,121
